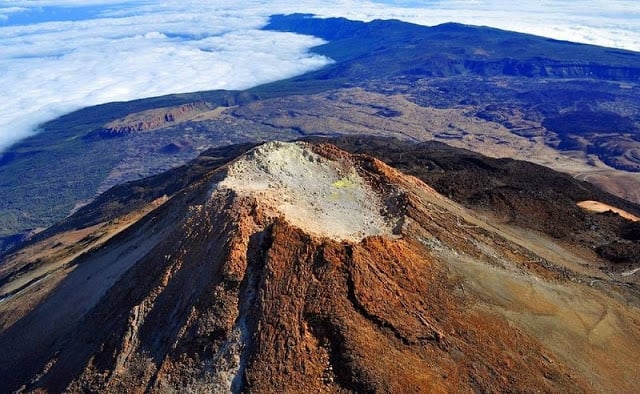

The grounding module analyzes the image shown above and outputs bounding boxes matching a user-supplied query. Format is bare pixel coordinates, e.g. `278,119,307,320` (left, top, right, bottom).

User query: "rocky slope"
1,142,639,393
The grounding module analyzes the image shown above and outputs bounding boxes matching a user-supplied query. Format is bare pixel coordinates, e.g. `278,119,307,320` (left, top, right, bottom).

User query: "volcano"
1,141,639,393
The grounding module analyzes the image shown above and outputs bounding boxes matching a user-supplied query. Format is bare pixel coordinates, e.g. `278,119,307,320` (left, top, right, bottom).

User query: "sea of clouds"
1,0,639,152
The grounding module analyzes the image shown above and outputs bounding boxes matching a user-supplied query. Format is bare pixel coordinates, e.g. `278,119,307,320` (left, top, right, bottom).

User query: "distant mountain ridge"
265,13,640,81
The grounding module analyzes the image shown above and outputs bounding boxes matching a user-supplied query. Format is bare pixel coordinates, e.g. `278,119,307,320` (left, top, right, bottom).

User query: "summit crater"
216,141,402,241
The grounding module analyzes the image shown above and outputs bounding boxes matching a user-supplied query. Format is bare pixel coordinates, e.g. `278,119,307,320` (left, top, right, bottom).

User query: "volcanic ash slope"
0,142,639,393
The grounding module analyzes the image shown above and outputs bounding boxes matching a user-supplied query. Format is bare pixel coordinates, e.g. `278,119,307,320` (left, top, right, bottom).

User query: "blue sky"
1,0,639,151
1,5,112,25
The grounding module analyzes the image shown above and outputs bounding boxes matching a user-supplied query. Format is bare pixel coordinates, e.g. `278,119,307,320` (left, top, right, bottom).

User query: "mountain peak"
1,142,639,392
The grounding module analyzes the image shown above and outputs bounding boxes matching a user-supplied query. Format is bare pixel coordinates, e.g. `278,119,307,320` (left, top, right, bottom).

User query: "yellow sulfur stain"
333,178,355,188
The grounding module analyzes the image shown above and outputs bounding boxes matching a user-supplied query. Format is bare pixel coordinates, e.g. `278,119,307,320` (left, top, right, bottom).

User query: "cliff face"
98,102,213,137
1,142,639,393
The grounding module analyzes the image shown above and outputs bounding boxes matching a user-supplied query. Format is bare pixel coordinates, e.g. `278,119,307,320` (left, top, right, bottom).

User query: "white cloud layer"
1,0,639,152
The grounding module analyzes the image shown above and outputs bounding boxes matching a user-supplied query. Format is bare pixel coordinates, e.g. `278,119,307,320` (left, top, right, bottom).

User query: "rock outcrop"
99,102,213,137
